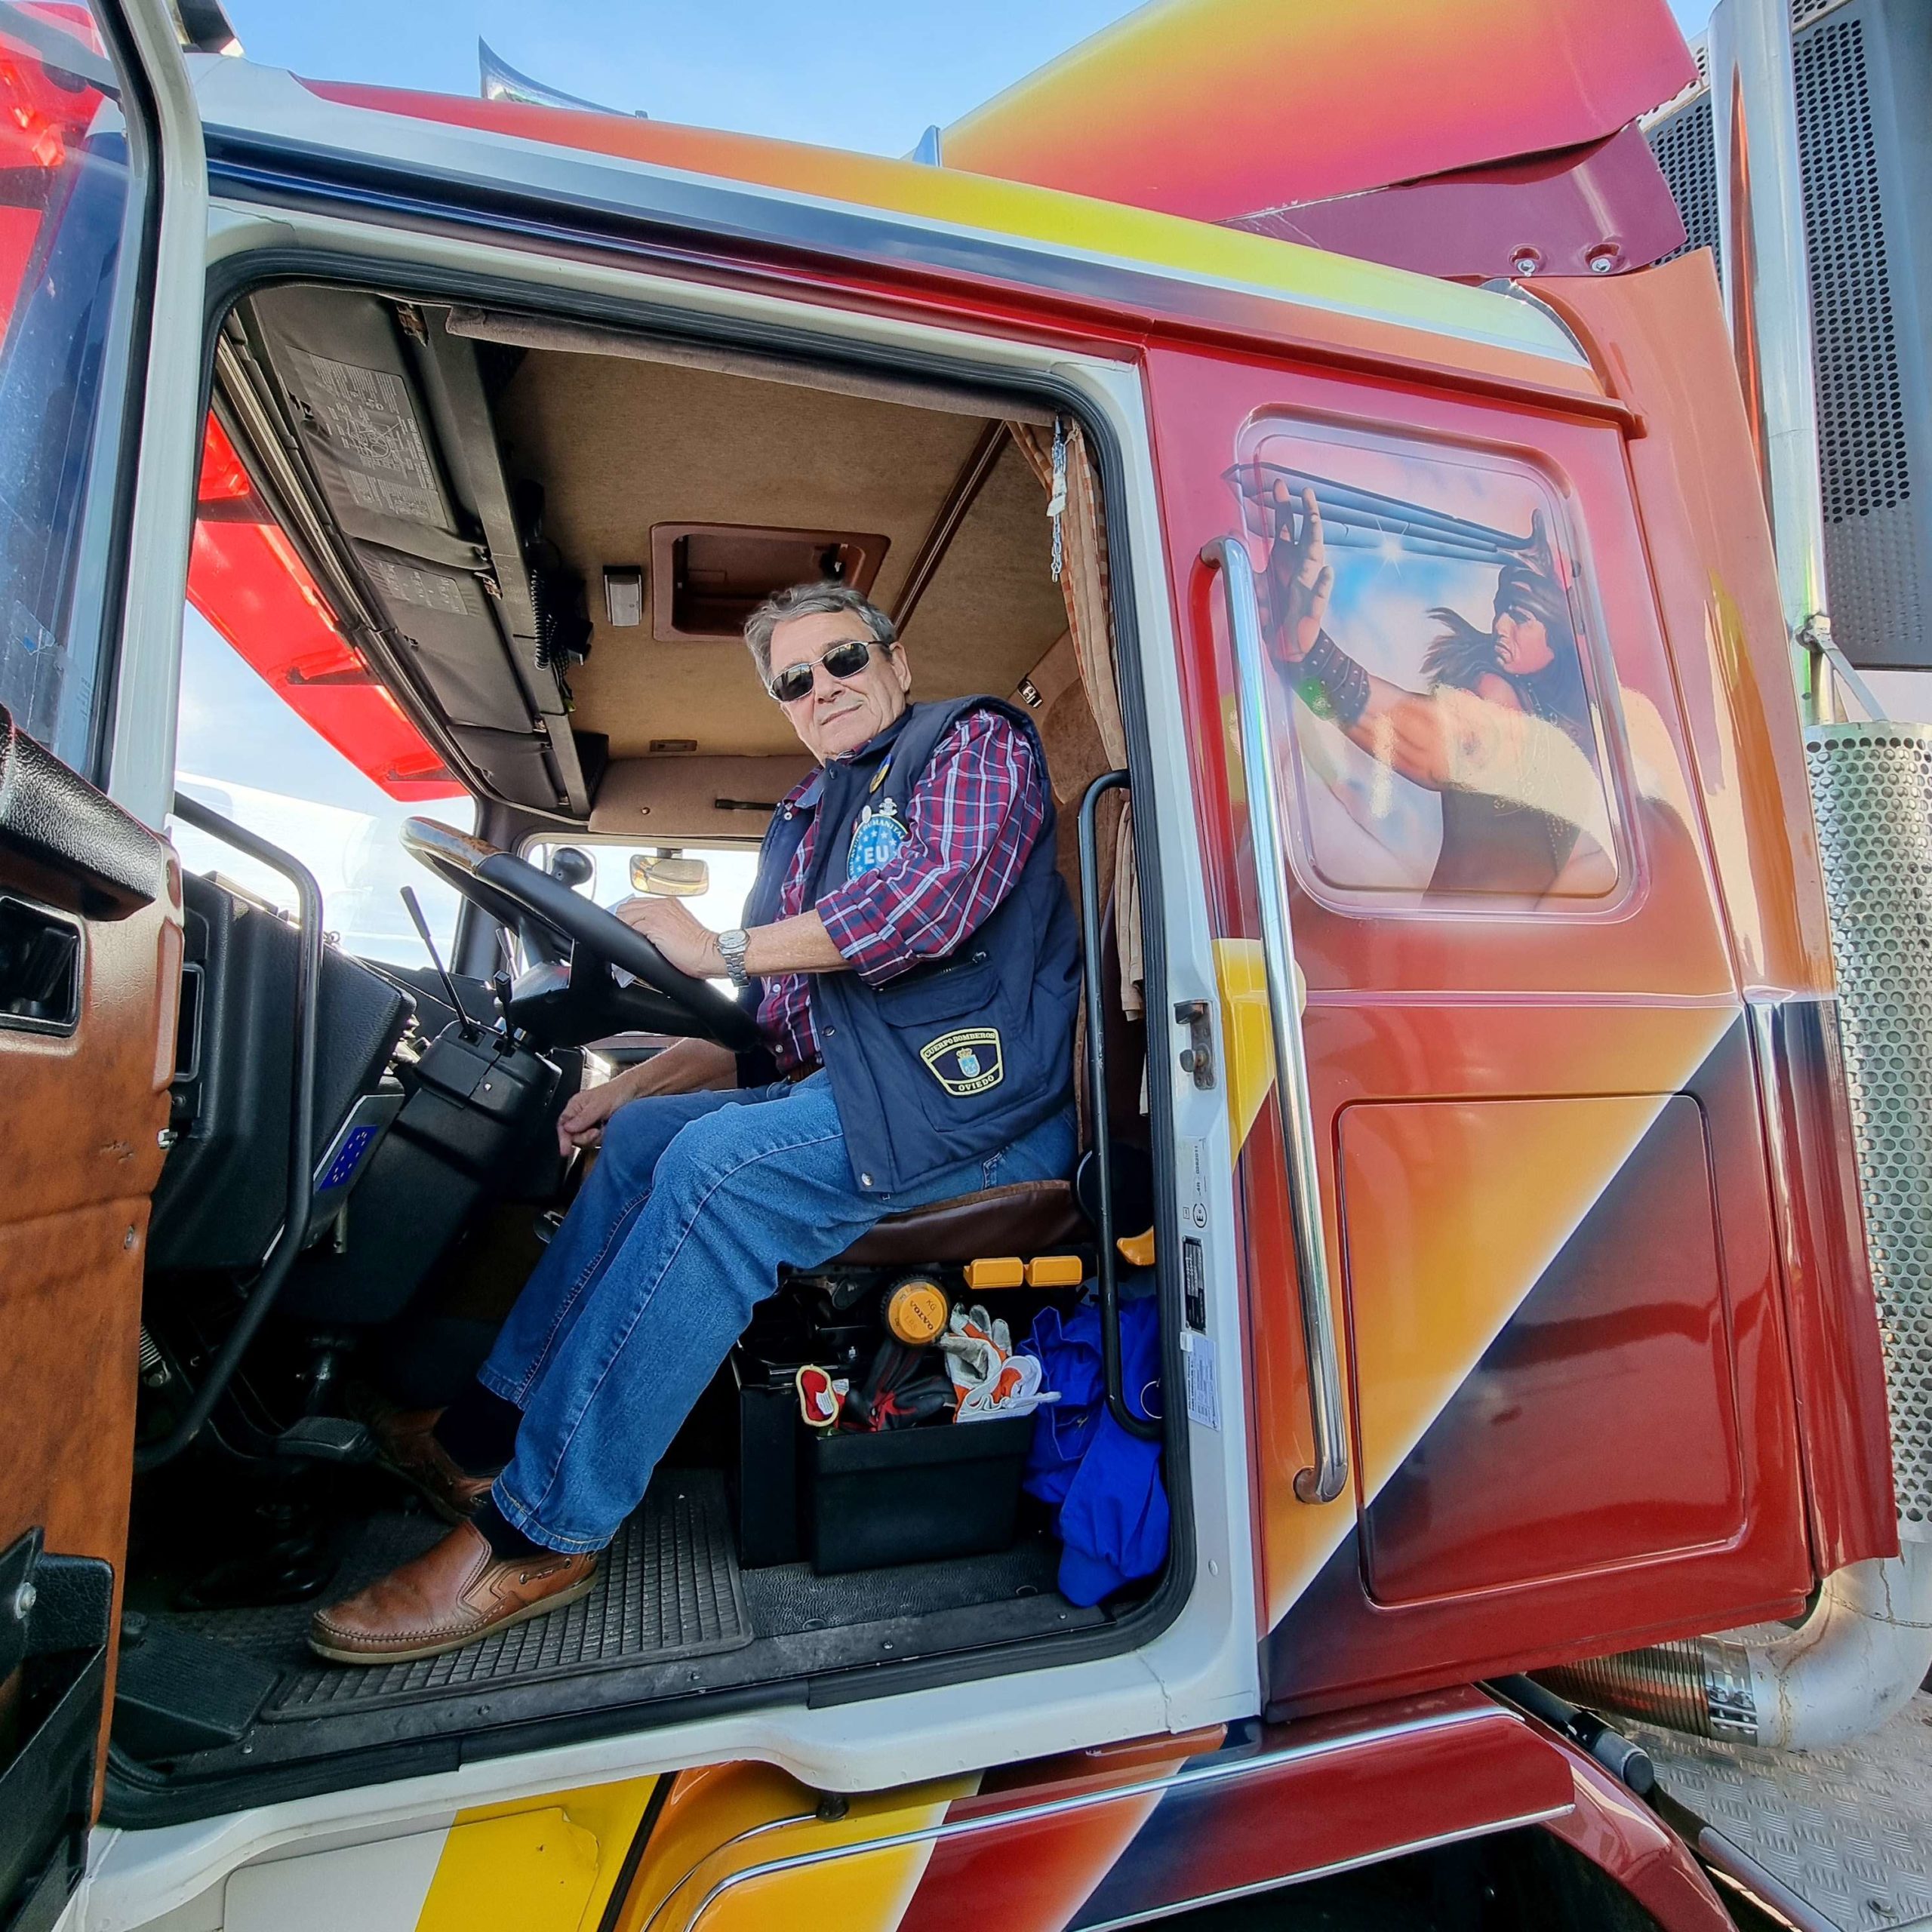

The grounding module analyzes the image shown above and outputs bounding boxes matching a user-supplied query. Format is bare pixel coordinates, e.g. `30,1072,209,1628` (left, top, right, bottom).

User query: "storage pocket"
872,948,995,1026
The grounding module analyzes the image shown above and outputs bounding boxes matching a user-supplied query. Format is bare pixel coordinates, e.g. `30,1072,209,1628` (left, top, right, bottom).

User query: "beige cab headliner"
492,347,1072,761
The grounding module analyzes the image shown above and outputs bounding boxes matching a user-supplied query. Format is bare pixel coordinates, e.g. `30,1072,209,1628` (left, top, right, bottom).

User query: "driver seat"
832,900,1143,1268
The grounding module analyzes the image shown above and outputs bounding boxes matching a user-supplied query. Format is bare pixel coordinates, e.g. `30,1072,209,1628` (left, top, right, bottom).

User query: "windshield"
171,608,476,968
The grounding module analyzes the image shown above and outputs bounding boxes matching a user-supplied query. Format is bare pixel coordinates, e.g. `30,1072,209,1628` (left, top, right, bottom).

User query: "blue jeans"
479,1072,1076,1552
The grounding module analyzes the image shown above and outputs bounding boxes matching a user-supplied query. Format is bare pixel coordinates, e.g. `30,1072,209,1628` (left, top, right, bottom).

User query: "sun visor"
242,285,589,814
444,728,568,811
939,0,1697,227
355,547,534,735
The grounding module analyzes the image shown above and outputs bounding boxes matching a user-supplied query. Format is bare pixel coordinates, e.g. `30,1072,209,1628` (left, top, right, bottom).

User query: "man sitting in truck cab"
309,581,1082,1664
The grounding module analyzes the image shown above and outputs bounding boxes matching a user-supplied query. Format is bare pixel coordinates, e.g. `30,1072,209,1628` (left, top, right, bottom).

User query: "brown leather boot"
309,1520,597,1664
363,1404,498,1524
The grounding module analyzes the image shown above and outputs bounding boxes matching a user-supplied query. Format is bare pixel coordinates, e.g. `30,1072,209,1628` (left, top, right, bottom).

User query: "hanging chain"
1048,414,1068,583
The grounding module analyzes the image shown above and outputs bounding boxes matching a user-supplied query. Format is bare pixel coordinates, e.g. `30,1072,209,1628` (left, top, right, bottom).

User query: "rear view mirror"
629,854,710,898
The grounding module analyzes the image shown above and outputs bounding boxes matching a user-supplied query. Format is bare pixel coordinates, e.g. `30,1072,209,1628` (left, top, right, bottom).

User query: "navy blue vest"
739,698,1079,1195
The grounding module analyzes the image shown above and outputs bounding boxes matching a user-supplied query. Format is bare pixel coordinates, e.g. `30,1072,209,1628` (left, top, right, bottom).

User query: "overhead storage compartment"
235,285,593,813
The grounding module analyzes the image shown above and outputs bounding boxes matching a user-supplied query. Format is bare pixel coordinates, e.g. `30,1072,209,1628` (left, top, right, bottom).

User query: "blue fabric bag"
1021,1292,1168,1607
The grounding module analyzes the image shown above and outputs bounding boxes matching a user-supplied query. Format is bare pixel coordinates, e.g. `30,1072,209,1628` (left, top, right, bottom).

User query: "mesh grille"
1795,17,1909,522
1647,96,1721,273
1824,500,1927,675
1806,726,1932,1528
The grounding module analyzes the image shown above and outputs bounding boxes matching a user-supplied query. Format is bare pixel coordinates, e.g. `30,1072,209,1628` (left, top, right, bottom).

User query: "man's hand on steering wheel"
398,819,760,1051
611,896,724,981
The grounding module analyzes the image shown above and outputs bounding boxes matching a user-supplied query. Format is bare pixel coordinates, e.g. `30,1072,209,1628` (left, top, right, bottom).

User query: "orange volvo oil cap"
885,1276,950,1344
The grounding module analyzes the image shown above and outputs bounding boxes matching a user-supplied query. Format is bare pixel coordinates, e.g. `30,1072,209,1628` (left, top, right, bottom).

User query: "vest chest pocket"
874,952,1007,1100
872,949,995,1025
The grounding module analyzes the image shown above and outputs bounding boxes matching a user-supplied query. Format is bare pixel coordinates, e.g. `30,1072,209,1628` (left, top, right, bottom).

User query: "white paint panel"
222,1832,445,1932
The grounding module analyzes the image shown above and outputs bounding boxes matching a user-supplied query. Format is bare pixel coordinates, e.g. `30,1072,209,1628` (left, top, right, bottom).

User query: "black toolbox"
804,1413,1035,1574
731,1344,1038,1575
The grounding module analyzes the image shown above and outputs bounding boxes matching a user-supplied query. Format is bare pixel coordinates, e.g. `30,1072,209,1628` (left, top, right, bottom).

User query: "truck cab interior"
115,280,1173,1812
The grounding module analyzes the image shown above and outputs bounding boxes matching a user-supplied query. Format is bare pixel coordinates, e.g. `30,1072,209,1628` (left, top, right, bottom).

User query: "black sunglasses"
768,635,888,705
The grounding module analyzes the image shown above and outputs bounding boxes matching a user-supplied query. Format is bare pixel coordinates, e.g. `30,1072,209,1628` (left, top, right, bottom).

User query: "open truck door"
1152,272,1881,1719
0,2,205,1927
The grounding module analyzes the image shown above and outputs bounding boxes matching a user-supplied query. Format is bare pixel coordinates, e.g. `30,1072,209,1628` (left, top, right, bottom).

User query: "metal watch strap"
718,928,751,988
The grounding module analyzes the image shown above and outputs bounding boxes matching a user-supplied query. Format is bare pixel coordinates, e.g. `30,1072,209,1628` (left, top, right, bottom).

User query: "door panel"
0,0,202,1918
1,702,178,1922
1345,1092,1743,1606
1149,337,1810,1715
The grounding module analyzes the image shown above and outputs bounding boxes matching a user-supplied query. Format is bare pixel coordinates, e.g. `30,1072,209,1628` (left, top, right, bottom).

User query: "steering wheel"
400,819,760,1052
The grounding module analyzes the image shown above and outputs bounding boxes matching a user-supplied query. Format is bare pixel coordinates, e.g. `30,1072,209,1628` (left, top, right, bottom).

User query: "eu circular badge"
847,796,908,878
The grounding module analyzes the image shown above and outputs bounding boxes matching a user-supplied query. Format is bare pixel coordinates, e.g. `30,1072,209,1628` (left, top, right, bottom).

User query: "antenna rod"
399,886,475,1037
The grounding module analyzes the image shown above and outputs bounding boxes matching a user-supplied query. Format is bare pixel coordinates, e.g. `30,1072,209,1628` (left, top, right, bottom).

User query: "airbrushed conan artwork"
1232,427,1621,907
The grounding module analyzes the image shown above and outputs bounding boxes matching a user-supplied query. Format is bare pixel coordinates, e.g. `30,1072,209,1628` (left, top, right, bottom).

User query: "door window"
0,5,154,773
171,603,476,968
1232,419,1626,914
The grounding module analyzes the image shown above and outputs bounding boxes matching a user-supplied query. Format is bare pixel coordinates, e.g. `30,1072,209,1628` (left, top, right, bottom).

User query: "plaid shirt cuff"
817,887,914,986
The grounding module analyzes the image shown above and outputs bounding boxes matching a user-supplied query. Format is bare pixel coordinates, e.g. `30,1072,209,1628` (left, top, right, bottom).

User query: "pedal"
274,1416,374,1463
115,1614,275,1759
534,1209,565,1247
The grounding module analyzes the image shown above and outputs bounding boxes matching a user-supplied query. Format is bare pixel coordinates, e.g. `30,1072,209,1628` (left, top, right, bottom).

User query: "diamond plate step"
1629,1691,1932,1929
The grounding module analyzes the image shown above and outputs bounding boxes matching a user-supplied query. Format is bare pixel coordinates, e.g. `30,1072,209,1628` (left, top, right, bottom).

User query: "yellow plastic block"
1025,1254,1086,1288
963,1256,1025,1291
1115,1228,1156,1267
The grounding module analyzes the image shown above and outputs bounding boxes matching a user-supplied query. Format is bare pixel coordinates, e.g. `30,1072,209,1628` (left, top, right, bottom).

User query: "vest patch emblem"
919,1027,1004,1097
847,795,908,879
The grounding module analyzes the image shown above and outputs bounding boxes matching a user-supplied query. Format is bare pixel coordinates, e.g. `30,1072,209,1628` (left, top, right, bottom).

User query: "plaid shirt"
757,709,1046,1072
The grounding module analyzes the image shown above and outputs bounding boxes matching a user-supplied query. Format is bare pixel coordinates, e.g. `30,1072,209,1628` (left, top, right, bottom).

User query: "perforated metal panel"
1795,19,1909,524
1644,2,1932,670
1794,11,1928,669
1647,95,1720,273
1806,724,1932,1529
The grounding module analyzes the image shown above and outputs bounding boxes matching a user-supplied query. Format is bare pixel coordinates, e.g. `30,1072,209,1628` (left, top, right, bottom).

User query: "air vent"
1795,16,1909,524
1647,94,1721,275
648,525,888,643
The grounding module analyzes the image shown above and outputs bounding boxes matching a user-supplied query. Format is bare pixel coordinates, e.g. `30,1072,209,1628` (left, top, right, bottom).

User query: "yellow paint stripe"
1214,937,1275,1153
610,1761,980,1932
315,87,1588,372
417,1776,660,1932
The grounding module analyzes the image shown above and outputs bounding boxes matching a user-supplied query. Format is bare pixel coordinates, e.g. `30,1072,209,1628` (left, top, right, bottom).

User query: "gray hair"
743,580,896,683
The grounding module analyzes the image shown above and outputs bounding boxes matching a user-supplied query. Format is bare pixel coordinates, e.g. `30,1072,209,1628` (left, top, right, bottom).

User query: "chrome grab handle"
1201,537,1349,1506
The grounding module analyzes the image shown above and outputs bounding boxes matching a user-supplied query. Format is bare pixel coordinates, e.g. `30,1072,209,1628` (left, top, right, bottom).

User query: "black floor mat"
122,1470,1111,1809
743,1534,1066,1635
174,1472,752,1721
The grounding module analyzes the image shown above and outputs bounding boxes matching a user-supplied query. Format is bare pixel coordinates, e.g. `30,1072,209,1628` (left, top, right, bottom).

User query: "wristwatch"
716,927,752,989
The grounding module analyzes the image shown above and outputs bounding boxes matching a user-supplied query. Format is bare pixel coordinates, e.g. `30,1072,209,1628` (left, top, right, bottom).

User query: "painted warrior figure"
1259,478,1614,898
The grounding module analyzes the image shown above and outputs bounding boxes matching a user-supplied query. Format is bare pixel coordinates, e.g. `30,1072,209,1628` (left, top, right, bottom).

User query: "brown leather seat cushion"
838,1178,1086,1267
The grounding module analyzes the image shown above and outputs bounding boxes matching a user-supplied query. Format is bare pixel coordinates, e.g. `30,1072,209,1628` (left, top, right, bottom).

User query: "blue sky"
220,0,1717,158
